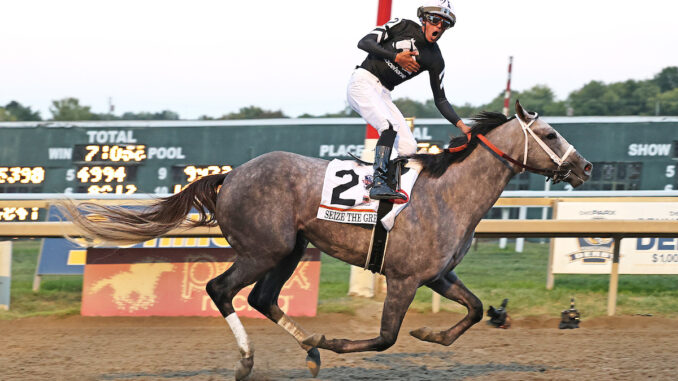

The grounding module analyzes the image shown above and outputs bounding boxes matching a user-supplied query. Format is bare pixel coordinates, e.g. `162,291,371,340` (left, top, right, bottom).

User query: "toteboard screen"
0,118,676,198
0,121,367,196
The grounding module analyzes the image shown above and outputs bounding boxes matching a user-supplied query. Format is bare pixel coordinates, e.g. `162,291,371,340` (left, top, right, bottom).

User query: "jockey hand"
395,51,420,72
456,120,472,136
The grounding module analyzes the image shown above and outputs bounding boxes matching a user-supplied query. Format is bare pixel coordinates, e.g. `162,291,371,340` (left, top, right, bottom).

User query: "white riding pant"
347,68,418,156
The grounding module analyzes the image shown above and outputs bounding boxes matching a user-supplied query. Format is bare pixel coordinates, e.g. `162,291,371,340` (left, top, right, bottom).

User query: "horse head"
508,100,592,187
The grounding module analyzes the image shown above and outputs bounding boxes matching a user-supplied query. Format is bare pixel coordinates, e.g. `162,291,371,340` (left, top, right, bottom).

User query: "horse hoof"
234,356,254,380
302,334,325,348
410,327,434,341
306,347,321,377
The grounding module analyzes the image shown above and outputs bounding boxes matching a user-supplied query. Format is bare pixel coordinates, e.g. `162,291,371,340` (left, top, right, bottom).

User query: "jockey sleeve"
429,60,461,126
357,34,397,62
357,18,461,126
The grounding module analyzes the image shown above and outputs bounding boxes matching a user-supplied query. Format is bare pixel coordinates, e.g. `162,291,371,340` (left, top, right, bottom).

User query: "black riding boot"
369,128,407,201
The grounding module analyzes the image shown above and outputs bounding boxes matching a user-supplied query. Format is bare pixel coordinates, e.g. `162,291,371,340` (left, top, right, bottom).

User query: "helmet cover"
417,0,456,27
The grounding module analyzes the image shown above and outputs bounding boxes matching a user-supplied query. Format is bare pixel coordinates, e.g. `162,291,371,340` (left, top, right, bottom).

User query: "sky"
4,0,678,119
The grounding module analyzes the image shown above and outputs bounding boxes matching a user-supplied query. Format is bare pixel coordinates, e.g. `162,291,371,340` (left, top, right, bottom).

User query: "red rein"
446,132,472,153
447,133,550,175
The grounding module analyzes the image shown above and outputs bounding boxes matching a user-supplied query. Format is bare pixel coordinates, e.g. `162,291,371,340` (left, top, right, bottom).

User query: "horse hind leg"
303,276,419,353
247,233,321,377
206,256,278,380
410,271,483,346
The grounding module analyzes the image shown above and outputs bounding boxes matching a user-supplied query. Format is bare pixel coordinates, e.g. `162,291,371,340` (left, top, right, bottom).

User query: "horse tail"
58,173,228,246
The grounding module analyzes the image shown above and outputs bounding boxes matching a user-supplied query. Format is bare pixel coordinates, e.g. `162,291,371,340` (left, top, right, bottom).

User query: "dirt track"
2,309,677,380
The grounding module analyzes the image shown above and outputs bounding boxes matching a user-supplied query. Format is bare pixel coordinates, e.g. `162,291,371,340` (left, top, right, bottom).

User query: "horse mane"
410,111,515,178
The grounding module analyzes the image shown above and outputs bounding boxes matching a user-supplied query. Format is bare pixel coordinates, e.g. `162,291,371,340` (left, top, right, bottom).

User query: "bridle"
448,114,580,184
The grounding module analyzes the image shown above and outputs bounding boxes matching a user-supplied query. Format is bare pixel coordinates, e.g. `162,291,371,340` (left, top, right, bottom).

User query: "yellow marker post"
0,241,11,311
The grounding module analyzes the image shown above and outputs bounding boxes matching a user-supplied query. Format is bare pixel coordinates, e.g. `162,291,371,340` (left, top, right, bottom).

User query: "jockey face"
422,14,449,43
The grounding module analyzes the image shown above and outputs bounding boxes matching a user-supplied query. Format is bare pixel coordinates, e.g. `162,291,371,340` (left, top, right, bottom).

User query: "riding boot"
369,127,407,201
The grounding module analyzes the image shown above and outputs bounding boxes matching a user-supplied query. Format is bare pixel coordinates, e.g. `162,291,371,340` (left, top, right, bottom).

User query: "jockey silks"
356,18,461,126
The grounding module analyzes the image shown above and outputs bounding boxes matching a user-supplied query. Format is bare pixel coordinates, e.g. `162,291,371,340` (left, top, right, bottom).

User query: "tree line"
2,66,676,121
0,98,180,122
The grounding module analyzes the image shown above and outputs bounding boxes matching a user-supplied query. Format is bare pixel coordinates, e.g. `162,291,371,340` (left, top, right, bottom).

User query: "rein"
447,114,577,183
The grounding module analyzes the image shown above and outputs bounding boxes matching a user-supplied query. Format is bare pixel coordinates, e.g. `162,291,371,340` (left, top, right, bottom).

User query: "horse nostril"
584,162,593,173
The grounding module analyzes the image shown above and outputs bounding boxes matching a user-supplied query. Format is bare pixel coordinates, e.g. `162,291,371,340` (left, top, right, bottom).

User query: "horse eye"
546,133,557,140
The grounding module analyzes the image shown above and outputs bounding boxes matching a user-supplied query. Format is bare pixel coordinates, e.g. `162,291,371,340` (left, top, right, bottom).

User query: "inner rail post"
607,235,622,316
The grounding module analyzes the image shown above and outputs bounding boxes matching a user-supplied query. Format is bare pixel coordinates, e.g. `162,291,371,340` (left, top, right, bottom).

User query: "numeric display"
0,166,45,184
72,144,147,163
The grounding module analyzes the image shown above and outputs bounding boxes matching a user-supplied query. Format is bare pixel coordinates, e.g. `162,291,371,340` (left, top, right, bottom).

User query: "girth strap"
364,200,393,274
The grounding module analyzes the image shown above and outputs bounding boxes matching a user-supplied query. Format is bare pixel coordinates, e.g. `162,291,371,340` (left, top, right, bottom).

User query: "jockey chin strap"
448,114,576,182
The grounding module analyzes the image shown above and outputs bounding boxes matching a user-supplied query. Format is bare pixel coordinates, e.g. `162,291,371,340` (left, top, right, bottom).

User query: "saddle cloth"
317,159,421,231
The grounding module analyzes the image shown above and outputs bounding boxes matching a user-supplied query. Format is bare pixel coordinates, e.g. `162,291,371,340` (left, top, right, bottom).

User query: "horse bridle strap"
446,115,575,179
475,134,556,176
515,113,575,172
447,132,543,172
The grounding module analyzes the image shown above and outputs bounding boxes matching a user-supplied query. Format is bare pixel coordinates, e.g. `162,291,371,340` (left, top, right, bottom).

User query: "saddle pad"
317,159,421,231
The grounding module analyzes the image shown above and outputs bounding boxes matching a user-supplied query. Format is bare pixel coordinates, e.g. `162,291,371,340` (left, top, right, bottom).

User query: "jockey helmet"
417,0,456,28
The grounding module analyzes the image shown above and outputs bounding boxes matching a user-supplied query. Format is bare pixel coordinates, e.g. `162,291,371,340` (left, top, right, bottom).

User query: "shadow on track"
100,351,555,380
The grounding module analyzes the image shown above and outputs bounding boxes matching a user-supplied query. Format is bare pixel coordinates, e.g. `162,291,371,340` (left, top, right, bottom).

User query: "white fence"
1,191,678,316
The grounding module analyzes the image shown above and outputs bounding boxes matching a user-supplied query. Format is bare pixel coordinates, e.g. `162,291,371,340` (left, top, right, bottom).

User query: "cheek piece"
515,113,577,184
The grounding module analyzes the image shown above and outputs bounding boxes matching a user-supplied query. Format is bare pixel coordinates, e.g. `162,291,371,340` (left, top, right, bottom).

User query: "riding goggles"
424,14,452,29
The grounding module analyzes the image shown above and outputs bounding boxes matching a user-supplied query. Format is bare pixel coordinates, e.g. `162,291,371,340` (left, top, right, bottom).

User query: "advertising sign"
82,248,321,317
37,206,87,275
37,207,241,275
552,202,678,274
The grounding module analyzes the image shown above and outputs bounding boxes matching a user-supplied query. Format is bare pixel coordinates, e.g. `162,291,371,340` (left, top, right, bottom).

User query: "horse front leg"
303,276,418,353
410,271,483,346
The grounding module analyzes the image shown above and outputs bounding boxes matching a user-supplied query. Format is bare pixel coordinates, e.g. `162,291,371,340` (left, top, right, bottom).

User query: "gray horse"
62,101,591,380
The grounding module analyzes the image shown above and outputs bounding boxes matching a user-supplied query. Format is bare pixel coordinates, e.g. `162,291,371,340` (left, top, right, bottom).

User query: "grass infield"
2,239,677,319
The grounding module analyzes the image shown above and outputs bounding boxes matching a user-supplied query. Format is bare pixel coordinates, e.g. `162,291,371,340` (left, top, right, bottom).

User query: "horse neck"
428,120,525,222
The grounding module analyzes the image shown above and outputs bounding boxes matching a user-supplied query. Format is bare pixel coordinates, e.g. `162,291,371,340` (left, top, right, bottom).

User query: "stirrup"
388,189,409,204
370,184,407,201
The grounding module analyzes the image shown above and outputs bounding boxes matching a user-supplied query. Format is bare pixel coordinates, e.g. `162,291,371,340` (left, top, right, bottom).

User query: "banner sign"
552,202,678,274
37,206,86,275
82,248,321,317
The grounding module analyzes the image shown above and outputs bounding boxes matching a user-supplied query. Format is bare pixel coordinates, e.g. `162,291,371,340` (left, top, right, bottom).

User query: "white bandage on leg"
225,313,253,358
277,315,311,348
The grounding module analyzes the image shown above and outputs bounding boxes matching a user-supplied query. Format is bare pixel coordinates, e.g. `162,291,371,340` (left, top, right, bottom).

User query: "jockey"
348,0,471,201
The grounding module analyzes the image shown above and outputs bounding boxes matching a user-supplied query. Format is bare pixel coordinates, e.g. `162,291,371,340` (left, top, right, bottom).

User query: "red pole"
351,0,394,299
351,0,394,298
502,56,513,117
364,0,393,144
376,0,392,25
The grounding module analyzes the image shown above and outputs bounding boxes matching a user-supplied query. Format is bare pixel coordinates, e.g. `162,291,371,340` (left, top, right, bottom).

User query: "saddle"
349,152,410,202
317,157,422,273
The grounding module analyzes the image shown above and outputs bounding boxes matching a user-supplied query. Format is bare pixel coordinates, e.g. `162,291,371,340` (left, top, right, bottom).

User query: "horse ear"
515,99,533,123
